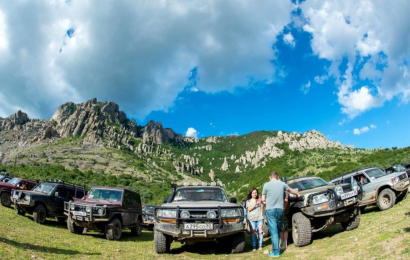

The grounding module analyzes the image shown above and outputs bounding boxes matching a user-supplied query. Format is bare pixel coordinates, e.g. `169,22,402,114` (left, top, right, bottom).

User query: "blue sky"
0,1,409,149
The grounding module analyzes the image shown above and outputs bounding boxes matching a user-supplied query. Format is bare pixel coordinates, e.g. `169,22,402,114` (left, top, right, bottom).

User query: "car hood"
19,190,48,196
0,183,17,189
379,171,408,180
298,184,338,195
161,201,239,208
72,198,122,207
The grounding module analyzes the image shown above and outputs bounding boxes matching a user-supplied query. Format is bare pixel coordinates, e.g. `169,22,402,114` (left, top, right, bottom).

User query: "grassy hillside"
1,197,410,259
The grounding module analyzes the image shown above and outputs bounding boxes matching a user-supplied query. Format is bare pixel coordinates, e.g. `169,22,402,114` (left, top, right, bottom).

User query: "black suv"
11,179,85,224
64,186,143,240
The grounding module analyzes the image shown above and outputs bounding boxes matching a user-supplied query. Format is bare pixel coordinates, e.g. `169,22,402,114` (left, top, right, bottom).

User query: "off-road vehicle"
330,167,409,210
142,204,156,230
0,172,14,183
385,165,410,176
64,186,143,240
154,183,245,254
283,176,362,247
1,177,37,207
11,179,85,224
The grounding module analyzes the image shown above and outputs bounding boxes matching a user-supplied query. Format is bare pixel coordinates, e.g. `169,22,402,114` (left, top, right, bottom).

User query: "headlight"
70,204,75,211
97,208,104,215
312,194,329,205
180,210,190,219
207,210,217,219
221,209,240,218
391,177,399,184
157,209,177,218
86,206,91,213
335,186,343,196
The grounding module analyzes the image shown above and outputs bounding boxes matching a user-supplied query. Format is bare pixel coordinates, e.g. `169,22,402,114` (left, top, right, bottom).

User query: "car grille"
398,173,407,181
342,186,353,193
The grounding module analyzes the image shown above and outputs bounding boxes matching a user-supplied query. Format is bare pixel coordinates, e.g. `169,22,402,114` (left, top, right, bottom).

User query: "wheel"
292,212,312,247
396,190,408,203
14,204,25,216
67,216,83,234
341,210,361,231
377,189,396,211
33,204,47,224
154,230,170,254
106,218,122,240
131,218,143,236
230,232,245,254
0,192,11,207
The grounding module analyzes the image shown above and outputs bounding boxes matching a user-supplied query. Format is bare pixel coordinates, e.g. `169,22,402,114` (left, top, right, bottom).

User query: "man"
262,171,300,257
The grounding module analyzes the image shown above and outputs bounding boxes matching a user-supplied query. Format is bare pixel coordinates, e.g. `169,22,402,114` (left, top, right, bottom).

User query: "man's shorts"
280,215,289,232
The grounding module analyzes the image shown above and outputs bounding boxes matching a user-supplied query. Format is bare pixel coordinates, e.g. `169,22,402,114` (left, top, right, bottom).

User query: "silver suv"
153,183,245,254
330,167,409,211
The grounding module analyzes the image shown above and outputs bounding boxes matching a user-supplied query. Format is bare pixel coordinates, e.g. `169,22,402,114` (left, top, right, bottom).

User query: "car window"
172,188,228,202
364,168,386,179
341,177,352,184
287,177,328,191
8,178,21,186
34,183,56,195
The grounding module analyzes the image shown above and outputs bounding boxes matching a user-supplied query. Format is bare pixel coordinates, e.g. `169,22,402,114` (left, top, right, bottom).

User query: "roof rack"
44,179,84,188
179,181,224,187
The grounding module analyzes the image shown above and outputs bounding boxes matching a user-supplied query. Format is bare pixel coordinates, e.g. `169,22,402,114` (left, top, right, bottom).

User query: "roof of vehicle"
90,186,140,194
41,179,84,188
330,167,380,181
285,176,323,182
176,186,224,189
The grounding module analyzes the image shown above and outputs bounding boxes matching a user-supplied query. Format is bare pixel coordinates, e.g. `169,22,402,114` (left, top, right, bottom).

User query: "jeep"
142,204,156,230
1,177,37,207
12,179,85,224
64,187,143,240
284,176,362,247
154,183,245,254
330,167,409,211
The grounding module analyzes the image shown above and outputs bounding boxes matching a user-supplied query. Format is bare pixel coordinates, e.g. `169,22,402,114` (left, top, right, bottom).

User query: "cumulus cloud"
185,127,198,138
300,0,410,118
0,0,293,119
283,33,295,47
353,124,376,135
301,81,311,94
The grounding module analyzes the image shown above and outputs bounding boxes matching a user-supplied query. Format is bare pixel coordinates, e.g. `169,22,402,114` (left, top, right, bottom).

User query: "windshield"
8,178,21,186
365,168,386,179
88,189,123,202
143,206,155,213
172,188,228,202
287,177,328,191
33,183,56,195
394,165,406,172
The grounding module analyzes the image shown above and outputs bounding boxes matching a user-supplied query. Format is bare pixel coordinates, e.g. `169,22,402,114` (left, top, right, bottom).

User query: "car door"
360,173,377,203
52,186,69,216
122,190,133,226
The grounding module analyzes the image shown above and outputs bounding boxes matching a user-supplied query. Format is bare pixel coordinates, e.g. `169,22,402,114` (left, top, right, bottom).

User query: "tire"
292,212,312,247
231,232,245,254
154,230,170,254
33,204,47,224
0,192,11,207
396,190,408,203
67,216,83,234
130,218,143,236
341,210,361,231
377,189,396,211
14,204,25,216
106,218,122,240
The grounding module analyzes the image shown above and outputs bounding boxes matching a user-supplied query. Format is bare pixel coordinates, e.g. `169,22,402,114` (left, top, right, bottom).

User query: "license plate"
341,190,357,200
73,211,86,216
344,198,355,206
184,223,213,230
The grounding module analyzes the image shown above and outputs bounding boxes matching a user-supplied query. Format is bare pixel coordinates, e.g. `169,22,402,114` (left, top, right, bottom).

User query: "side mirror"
163,197,168,203
54,192,59,198
230,197,237,203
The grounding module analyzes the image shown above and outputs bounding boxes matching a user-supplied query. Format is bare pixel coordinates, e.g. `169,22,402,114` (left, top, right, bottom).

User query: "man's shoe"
268,252,280,257
252,248,256,251
258,247,263,250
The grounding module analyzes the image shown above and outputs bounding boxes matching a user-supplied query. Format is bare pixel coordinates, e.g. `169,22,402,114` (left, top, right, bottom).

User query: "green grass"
1,198,410,259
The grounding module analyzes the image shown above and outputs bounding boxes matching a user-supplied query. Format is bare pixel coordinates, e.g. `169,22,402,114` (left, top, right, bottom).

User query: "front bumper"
393,179,410,192
154,222,244,239
64,201,109,225
302,197,359,217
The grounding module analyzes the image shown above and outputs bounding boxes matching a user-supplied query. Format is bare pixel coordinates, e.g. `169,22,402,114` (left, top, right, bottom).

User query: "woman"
246,187,264,251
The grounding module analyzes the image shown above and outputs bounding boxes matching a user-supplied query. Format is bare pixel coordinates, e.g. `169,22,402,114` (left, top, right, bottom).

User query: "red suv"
0,177,37,207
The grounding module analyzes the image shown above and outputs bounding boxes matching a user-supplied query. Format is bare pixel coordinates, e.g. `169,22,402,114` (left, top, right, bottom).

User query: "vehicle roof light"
183,182,189,187
202,182,207,186
193,182,198,186
211,182,216,186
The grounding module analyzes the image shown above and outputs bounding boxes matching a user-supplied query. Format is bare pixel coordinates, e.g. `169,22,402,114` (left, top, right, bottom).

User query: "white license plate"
73,211,86,216
341,190,357,200
184,223,213,230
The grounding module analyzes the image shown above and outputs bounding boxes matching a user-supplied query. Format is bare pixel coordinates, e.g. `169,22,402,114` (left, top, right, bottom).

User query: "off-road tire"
33,204,47,224
67,216,83,234
0,192,11,207
231,232,245,254
130,219,143,236
106,218,122,240
292,212,312,247
154,230,170,254
341,210,361,231
377,188,396,211
396,190,408,203
14,204,25,216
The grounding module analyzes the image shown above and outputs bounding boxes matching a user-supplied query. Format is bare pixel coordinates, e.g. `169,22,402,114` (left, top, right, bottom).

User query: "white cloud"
185,127,198,138
301,81,311,94
300,0,410,118
353,124,376,135
0,0,294,119
283,33,295,47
